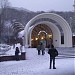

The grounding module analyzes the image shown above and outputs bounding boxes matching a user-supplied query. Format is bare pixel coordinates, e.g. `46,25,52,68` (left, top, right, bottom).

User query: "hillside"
0,7,75,43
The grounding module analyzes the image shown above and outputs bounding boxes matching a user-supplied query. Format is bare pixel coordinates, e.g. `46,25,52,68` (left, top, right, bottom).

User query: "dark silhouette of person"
41,44,45,55
37,44,41,55
37,42,45,55
15,47,20,61
48,44,58,69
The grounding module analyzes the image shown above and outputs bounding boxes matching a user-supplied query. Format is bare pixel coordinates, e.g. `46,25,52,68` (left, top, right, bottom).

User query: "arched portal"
28,21,61,47
24,13,72,47
31,24,53,48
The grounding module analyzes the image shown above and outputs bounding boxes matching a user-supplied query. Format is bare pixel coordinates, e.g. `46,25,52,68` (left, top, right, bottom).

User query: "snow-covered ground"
0,47,75,75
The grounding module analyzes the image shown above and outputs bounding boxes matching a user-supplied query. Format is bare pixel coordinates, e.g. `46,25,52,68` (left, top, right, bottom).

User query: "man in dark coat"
48,45,58,69
15,47,20,60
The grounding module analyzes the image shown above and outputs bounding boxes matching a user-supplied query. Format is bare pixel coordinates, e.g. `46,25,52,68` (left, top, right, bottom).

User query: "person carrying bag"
48,44,58,69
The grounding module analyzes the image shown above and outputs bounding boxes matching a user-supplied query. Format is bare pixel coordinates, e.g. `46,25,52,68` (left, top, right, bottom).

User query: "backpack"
55,49,58,57
48,48,58,57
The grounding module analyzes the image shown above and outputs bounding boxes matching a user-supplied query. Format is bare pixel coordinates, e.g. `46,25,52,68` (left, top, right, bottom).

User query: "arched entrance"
28,21,60,47
31,24,53,48
24,13,72,47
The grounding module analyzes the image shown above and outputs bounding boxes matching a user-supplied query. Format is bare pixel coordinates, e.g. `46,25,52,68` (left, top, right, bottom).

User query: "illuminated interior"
31,24,53,48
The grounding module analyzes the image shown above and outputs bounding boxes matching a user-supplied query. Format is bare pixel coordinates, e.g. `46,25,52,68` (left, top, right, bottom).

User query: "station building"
23,13,72,48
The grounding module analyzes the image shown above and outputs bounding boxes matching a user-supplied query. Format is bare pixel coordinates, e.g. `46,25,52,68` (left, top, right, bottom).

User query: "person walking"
15,47,20,61
48,44,58,69
37,42,45,55
37,44,41,55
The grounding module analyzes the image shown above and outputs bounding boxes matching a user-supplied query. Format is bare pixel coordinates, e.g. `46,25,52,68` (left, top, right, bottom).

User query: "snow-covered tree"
0,0,11,43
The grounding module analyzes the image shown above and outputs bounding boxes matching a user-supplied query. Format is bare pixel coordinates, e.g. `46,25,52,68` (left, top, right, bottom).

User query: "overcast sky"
9,0,74,12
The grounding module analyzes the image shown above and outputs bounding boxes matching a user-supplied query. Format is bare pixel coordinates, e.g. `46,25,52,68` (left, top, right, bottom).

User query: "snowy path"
0,48,75,75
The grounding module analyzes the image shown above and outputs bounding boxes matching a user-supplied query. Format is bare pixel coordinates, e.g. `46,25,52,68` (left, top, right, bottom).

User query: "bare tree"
0,0,10,43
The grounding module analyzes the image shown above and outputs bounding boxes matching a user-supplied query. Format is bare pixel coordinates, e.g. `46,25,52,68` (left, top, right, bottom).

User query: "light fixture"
48,34,52,38
41,37,44,40
35,37,38,40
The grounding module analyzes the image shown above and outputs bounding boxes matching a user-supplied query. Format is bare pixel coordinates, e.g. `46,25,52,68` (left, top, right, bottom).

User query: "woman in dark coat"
15,47,20,60
48,45,58,69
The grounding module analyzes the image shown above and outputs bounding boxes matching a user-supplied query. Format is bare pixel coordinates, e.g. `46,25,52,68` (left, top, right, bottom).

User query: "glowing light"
41,37,44,39
38,31,47,35
48,34,52,38
35,38,38,40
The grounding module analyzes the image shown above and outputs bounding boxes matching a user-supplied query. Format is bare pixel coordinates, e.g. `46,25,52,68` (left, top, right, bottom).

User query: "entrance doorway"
31,24,53,48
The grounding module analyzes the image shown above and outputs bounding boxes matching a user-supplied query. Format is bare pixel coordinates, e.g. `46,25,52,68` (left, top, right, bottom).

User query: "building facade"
24,13,72,47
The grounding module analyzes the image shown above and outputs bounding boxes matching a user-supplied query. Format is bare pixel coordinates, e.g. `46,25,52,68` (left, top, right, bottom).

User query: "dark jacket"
37,45,41,50
15,47,20,56
48,48,58,57
41,45,45,51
